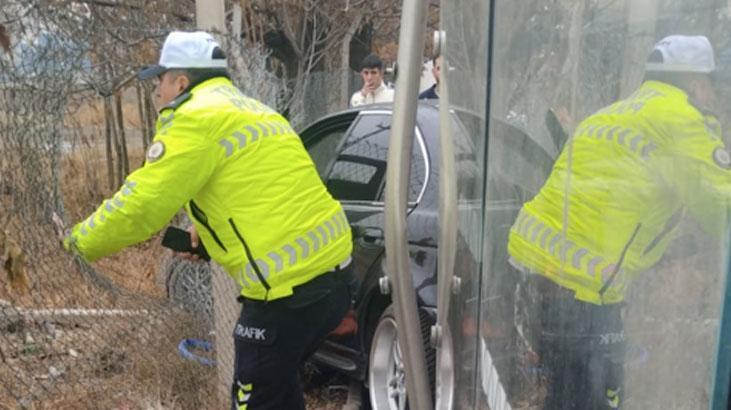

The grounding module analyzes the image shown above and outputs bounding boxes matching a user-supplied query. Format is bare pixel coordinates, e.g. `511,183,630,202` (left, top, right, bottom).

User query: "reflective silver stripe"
159,112,174,124
99,212,107,222
584,125,597,137
539,227,553,249
80,222,88,235
560,241,575,262
245,264,260,283
275,122,286,135
268,122,279,136
317,225,329,246
268,251,283,273
272,121,282,135
512,211,528,232
594,125,609,138
258,122,270,138
271,211,349,271
331,213,344,235
87,212,97,229
602,264,617,279
296,237,310,258
232,131,247,148
308,231,321,252
617,129,631,145
548,234,560,255
125,181,137,189
245,125,259,142
587,256,603,278
641,143,657,158
281,244,297,266
219,139,234,157
629,135,642,152
520,216,536,237
121,186,133,196
254,258,270,279
521,215,612,282
332,212,344,234
530,222,544,242
325,220,336,239
606,126,620,141
243,99,257,111
572,248,588,269
234,267,251,289
113,196,124,208
337,211,349,233
105,201,115,212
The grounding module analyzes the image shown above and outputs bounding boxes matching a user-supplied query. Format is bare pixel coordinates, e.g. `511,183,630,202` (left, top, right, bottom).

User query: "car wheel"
165,258,213,321
368,305,435,410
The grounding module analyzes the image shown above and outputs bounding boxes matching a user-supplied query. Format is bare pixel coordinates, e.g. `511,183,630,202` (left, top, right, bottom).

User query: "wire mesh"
0,1,327,408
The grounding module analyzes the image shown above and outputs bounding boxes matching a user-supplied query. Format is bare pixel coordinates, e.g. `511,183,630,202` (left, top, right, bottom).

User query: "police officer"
508,35,729,409
60,31,354,409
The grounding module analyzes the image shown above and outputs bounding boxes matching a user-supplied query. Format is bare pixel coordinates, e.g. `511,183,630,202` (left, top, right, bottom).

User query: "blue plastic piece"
177,338,217,367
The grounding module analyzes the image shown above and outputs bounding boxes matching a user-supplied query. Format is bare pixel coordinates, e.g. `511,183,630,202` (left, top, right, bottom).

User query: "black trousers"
230,264,353,410
518,274,626,410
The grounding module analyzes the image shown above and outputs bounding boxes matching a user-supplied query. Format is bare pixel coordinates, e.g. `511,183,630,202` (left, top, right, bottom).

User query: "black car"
299,101,560,409
164,101,560,409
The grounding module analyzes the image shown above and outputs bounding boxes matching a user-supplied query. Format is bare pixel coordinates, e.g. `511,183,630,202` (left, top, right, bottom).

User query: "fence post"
211,264,240,403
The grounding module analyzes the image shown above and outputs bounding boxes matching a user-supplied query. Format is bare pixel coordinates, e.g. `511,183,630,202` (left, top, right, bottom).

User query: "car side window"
307,129,348,177
326,113,426,203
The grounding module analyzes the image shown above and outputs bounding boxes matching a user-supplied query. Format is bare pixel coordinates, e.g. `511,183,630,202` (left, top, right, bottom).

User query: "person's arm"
350,91,365,107
668,114,731,235
64,107,218,262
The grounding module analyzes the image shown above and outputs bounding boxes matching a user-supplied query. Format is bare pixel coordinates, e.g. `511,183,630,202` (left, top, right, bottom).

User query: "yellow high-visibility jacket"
66,77,352,301
508,80,731,305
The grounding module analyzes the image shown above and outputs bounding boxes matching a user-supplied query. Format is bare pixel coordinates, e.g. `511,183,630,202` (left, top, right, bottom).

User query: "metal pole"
434,27,458,410
384,0,432,408
195,0,226,34
711,227,731,409
195,0,235,402
620,0,658,96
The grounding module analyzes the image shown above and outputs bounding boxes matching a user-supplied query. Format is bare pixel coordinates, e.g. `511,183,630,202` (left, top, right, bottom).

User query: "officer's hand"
173,225,201,262
51,212,68,243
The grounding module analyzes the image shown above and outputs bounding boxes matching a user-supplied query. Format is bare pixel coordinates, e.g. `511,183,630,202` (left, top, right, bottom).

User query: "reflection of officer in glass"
60,31,354,410
508,35,727,409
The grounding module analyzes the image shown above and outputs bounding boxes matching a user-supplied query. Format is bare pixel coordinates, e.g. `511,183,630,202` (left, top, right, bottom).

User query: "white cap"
138,31,227,80
645,35,715,74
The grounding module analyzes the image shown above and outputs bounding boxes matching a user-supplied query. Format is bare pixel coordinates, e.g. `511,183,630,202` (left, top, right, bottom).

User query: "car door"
302,109,430,301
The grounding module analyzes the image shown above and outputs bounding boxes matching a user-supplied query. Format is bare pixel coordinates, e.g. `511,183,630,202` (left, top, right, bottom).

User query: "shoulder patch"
713,147,731,170
161,91,192,112
146,141,166,163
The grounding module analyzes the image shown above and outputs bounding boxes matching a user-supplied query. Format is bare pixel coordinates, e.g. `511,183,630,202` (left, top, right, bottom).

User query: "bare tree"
236,0,402,124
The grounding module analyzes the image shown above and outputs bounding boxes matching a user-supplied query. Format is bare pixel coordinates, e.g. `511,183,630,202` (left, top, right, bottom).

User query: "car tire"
164,258,214,321
367,305,435,410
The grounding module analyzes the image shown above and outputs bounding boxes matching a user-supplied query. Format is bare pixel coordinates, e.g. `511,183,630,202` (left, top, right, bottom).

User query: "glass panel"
326,113,427,203
440,0,491,409
307,129,348,176
327,114,389,201
466,1,731,409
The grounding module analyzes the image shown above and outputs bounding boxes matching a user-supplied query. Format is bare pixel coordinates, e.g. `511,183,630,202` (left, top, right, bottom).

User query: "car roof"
299,101,440,132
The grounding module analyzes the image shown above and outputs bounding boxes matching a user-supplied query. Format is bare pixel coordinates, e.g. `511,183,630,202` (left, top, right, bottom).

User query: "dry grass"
1,132,348,409
1,309,217,409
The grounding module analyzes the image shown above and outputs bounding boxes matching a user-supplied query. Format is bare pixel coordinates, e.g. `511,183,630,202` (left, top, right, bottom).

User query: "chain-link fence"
0,1,358,408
